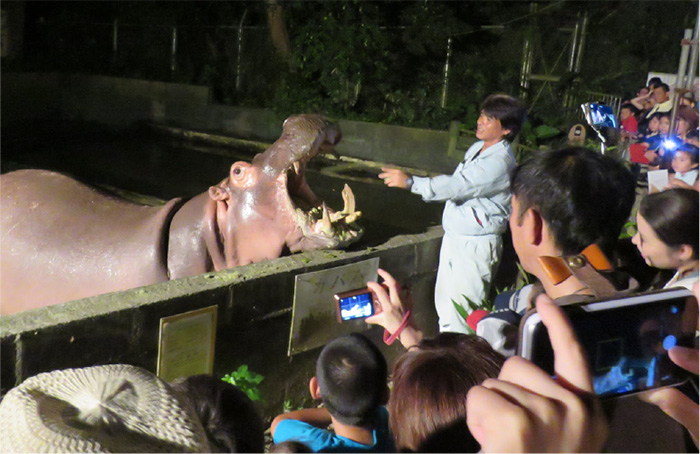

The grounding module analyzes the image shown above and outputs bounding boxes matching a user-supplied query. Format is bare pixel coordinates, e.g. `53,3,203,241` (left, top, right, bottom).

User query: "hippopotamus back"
1,170,180,314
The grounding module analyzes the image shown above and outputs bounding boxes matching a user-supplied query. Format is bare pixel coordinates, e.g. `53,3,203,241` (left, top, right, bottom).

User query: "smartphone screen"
336,290,375,322
520,289,698,398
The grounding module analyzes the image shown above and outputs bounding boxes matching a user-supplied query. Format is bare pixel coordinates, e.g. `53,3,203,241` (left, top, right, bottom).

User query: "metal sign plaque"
157,305,217,382
288,257,380,356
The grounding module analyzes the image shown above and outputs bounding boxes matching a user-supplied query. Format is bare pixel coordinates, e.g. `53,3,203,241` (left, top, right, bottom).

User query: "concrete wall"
0,228,442,419
0,72,457,418
1,72,466,174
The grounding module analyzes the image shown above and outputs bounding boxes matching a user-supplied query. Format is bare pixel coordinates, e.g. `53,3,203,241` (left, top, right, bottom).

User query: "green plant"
619,220,637,240
222,365,265,402
451,261,535,334
451,278,497,335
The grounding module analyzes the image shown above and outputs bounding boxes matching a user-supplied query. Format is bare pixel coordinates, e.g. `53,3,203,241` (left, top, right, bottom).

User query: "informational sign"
157,305,217,382
288,258,380,356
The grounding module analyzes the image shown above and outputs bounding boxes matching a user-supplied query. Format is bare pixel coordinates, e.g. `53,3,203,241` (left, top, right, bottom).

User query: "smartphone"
334,287,379,323
519,288,698,398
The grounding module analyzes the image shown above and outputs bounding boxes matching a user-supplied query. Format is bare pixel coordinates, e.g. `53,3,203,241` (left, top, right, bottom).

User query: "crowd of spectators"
623,77,699,190
1,81,698,453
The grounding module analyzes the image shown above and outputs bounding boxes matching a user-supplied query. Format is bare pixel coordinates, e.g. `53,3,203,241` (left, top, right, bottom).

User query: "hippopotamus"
1,114,363,315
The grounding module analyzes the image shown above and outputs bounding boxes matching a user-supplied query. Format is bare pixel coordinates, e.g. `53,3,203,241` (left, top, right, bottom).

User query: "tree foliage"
13,1,699,131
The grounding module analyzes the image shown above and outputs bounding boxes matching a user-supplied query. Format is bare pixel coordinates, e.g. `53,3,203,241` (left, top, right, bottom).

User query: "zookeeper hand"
379,167,410,189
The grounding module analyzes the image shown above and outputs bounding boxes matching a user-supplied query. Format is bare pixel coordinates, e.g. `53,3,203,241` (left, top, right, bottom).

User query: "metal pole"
669,28,693,136
519,36,531,96
112,18,118,54
170,26,177,75
573,11,588,73
567,20,580,72
676,29,693,88
236,9,249,92
683,21,698,90
440,37,452,109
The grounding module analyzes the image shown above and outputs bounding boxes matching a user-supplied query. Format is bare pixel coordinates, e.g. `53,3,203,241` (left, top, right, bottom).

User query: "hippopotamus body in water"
1,114,362,315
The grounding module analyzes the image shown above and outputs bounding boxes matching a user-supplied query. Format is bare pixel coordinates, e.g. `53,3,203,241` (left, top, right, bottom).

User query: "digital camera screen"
586,103,617,129
338,291,374,321
529,295,696,397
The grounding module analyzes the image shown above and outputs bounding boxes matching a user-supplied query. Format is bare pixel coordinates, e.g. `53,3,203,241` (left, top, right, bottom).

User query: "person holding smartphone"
466,293,609,452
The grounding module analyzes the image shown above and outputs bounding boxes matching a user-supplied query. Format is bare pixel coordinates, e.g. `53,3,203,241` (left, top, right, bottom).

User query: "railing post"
440,37,452,109
112,18,118,55
236,9,249,92
170,26,177,76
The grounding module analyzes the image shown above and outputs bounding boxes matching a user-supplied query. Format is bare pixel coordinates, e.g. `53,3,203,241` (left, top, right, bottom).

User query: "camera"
519,288,698,398
334,286,384,323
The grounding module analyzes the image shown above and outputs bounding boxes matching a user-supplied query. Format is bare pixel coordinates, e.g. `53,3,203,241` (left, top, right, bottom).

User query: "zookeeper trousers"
434,232,502,333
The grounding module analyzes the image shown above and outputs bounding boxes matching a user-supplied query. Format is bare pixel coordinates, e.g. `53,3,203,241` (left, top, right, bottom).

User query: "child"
642,112,662,140
271,333,394,453
643,112,671,166
669,144,699,190
619,102,639,139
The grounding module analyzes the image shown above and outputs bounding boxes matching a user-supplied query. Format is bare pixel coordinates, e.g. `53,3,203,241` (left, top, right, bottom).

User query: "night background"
2,0,697,133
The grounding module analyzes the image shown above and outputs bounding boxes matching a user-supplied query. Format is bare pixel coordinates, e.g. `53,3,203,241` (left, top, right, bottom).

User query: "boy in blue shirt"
271,333,394,453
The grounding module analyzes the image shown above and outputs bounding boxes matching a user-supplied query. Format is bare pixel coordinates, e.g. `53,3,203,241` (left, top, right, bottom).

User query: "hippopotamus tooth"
0,114,363,315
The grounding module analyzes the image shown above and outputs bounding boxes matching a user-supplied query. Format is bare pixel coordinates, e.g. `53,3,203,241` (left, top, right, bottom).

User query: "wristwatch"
405,176,414,188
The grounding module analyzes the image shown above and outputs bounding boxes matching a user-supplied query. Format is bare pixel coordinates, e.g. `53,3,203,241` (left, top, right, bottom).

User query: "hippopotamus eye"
233,167,242,176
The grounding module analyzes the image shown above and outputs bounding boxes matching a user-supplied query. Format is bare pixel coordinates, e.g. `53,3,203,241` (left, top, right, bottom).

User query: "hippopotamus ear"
208,183,229,201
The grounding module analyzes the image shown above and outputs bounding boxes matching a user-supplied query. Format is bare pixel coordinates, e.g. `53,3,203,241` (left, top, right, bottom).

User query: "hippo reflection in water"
0,114,363,315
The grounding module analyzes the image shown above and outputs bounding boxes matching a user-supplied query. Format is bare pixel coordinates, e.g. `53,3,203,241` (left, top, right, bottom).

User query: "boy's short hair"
657,83,670,93
676,144,699,164
620,102,639,115
648,76,663,88
511,147,636,256
480,94,527,142
316,333,387,426
648,112,665,123
686,129,699,141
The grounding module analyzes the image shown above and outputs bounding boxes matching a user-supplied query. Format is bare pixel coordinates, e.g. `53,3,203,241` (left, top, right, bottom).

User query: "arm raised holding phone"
365,268,423,349
466,294,609,452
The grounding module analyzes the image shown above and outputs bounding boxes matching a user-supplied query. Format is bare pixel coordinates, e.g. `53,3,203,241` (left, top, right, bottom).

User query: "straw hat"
0,364,211,453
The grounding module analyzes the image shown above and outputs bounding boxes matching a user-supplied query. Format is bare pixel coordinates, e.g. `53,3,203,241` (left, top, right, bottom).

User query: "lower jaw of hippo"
285,171,364,252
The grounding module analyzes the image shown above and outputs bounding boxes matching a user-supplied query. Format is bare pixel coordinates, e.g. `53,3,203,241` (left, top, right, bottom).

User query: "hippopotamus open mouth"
0,115,365,312
270,115,363,253
204,114,364,269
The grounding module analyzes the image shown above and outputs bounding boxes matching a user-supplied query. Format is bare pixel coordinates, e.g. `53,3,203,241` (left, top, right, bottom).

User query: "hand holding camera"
365,269,423,349
466,294,608,453
639,282,699,447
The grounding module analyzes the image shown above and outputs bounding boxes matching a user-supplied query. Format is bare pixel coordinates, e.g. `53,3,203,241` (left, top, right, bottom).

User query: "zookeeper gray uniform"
411,139,515,333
